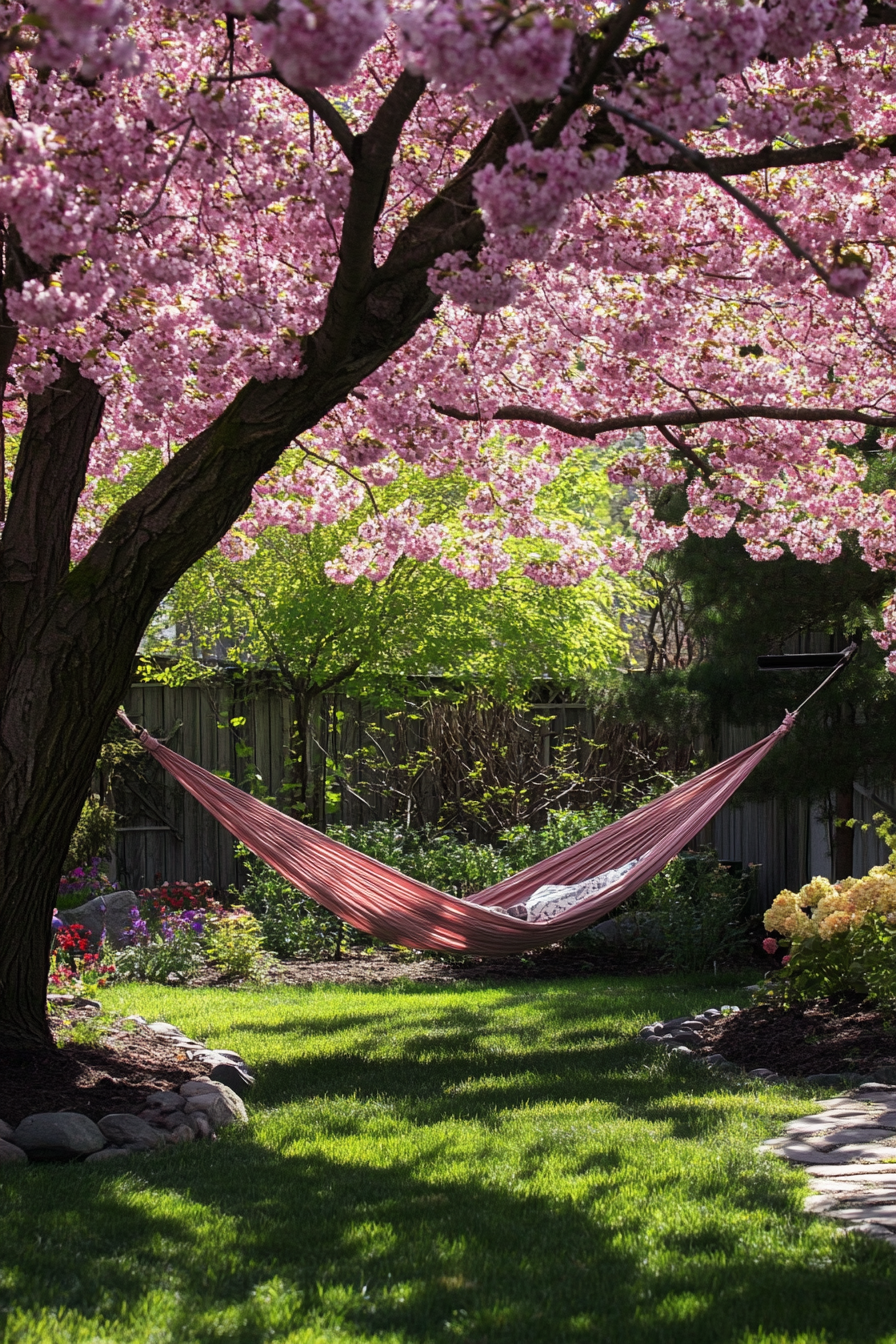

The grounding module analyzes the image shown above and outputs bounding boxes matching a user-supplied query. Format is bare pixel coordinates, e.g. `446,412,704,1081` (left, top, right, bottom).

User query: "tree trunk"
0,67,543,1047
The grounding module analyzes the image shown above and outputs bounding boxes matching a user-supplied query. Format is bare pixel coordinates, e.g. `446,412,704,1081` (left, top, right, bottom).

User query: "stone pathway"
639,1007,896,1249
759,1082,896,1246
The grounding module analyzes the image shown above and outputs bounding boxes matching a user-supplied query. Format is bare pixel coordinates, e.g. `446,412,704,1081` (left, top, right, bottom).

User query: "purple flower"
51,914,63,931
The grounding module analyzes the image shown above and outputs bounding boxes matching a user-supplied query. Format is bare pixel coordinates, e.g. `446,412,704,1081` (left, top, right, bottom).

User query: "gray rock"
182,1081,247,1127
182,1049,236,1068
720,1005,741,1014
590,918,621,944
142,1091,185,1114
747,1069,778,1079
120,1014,147,1026
0,1118,14,1142
869,1068,896,1086
14,1112,105,1161
704,1054,728,1065
181,1078,223,1098
786,1115,849,1134
85,1147,131,1163
147,1021,185,1036
645,1035,669,1047
822,1127,896,1145
700,1008,722,1019
58,890,138,949
0,1137,27,1164
209,1063,255,1097
805,1073,855,1087
805,1162,896,1177
773,1142,851,1164
97,1114,166,1150
869,1111,896,1129
669,1046,693,1057
638,1025,659,1038
165,1124,195,1145
182,1109,214,1138
830,1143,896,1161
207,1049,248,1066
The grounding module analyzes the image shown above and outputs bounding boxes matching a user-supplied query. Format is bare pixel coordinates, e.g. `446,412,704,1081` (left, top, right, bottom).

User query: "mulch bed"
0,1008,212,1127
694,995,896,1077
251,944,672,985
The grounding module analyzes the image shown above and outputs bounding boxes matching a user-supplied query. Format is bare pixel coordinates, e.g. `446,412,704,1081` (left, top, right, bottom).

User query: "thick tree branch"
534,0,653,151
432,402,896,436
272,72,357,161
316,69,426,362
0,358,104,673
630,133,896,180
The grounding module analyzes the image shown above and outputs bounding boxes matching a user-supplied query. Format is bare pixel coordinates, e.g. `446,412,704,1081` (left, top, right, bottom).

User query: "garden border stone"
0,1016,254,1166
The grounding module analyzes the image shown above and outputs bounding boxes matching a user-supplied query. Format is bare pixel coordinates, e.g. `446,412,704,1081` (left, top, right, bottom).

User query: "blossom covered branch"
0,0,894,641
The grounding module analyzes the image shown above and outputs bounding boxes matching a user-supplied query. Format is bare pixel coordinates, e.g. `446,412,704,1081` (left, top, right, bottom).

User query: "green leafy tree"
144,452,640,820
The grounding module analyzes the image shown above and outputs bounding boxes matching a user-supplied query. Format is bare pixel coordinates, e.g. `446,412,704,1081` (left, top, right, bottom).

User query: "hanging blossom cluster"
400,0,572,107
431,120,627,312
607,0,865,170
0,0,142,80
474,128,627,256
245,0,388,88
324,501,448,583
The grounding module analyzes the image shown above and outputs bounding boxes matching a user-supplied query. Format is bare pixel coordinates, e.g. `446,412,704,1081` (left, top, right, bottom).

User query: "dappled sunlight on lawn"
2,976,895,1343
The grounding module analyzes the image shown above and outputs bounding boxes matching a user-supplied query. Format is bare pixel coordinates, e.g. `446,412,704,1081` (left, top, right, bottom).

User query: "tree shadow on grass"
0,1132,893,1344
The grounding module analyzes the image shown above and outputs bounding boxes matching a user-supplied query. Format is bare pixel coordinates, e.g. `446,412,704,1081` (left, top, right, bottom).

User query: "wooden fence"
110,676,892,910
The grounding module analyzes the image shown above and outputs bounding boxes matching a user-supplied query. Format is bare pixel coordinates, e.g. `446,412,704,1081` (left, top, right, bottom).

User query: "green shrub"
629,854,751,971
205,907,269,979
235,847,348,958
65,795,117,871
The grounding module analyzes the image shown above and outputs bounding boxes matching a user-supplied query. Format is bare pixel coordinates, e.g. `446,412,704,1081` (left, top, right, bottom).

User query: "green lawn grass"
2,972,894,1344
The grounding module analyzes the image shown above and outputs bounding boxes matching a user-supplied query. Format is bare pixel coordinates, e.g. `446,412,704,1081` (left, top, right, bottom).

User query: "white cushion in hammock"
485,857,642,922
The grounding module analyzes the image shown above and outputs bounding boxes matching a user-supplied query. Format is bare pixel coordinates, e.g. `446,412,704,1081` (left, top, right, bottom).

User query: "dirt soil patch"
695,995,896,1077
0,1008,212,1127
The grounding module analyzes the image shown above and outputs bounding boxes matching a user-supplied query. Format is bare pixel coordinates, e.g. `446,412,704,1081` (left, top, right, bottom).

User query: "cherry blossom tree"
1,0,895,1044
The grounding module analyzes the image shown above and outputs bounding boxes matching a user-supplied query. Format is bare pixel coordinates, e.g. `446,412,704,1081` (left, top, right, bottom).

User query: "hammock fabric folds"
119,711,794,956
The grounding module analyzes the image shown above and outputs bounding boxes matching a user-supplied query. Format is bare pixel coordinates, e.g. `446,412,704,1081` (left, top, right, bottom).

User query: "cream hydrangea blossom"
765,867,896,944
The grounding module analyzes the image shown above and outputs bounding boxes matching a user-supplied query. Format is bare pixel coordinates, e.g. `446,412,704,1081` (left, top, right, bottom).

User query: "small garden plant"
48,919,117,996
56,855,119,911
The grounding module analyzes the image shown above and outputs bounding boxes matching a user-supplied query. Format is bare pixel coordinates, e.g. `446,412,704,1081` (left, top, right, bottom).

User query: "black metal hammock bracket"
757,636,860,719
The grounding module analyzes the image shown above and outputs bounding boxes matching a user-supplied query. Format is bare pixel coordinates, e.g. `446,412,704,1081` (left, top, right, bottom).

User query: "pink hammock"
118,709,794,955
